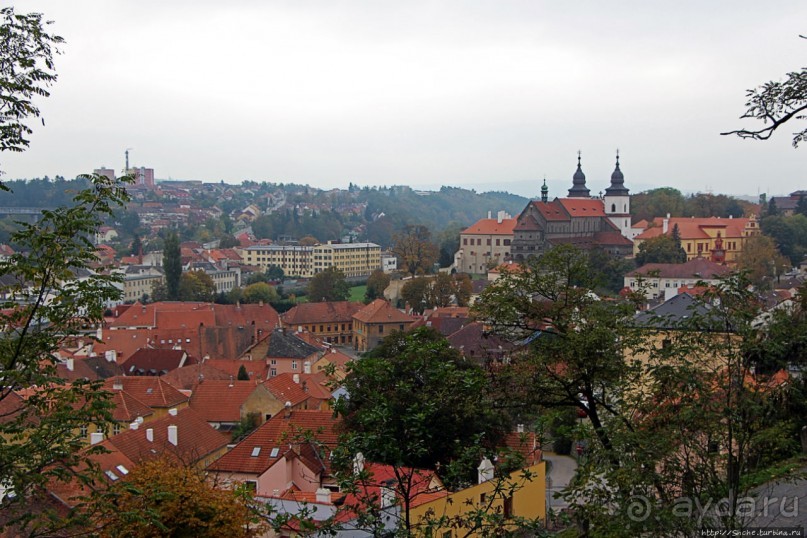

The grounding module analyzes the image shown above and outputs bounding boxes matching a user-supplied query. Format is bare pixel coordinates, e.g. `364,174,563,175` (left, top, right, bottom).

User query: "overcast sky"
4,1,806,198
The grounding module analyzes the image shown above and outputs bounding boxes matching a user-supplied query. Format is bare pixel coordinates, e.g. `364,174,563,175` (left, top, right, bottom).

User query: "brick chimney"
167,425,178,446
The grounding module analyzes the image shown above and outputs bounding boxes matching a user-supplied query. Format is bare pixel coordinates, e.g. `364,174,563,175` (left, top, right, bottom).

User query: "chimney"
146,428,154,442
497,210,504,224
168,425,178,446
487,210,492,219
663,213,670,234
90,432,104,445
517,423,524,433
292,373,300,384
478,457,494,484
316,488,331,504
66,358,74,372
105,350,117,363
130,421,140,430
303,361,311,374
112,380,124,391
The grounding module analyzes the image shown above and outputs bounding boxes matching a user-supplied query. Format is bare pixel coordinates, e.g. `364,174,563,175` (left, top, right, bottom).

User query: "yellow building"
313,242,381,279
410,462,546,537
240,242,381,279
633,215,760,264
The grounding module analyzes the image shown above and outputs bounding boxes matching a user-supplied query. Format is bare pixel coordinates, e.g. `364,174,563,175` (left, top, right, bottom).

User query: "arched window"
611,203,616,213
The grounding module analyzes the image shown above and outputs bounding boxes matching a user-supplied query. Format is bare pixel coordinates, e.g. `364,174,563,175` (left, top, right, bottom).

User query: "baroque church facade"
511,154,634,261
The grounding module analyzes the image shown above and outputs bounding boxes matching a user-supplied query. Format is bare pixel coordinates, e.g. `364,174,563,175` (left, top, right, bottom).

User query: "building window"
79,425,88,438
378,325,384,334
486,238,491,246
463,238,467,245
292,361,298,370
270,368,277,377
495,239,500,246
113,423,121,435
504,239,511,246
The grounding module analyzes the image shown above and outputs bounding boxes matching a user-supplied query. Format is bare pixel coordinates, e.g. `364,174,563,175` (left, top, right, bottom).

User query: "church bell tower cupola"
540,178,549,203
603,150,631,239
567,151,591,198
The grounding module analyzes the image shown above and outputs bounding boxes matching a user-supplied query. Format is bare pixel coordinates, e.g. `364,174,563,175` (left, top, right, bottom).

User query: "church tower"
604,151,631,238
540,178,549,203
567,152,590,198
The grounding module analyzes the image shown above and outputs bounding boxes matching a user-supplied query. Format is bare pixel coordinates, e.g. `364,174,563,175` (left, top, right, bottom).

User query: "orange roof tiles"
558,198,607,217
201,359,270,381
208,410,339,475
461,218,517,236
634,217,752,241
189,380,267,423
108,407,229,465
108,390,154,423
263,374,326,407
160,362,234,390
353,299,414,324
282,301,364,326
104,376,189,409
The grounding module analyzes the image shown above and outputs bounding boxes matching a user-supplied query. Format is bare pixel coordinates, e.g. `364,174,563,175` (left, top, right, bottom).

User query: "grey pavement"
543,451,578,511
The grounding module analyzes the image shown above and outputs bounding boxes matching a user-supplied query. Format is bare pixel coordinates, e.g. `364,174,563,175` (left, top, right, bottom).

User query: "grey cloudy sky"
5,1,806,198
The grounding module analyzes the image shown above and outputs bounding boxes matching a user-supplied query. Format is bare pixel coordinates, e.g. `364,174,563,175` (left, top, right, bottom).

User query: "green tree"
0,174,131,534
630,187,687,223
392,224,439,276
307,266,349,302
163,231,181,300
178,270,216,302
237,364,249,380
0,7,63,179
635,233,688,266
722,54,807,146
364,269,390,303
735,234,790,289
242,282,279,304
334,327,508,485
130,233,142,257
400,276,431,314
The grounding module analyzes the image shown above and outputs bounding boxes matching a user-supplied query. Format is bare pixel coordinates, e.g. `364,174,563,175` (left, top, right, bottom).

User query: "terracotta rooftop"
120,348,191,376
208,410,339,475
558,198,607,217
108,407,229,465
282,301,364,326
189,380,268,423
263,373,329,407
634,217,753,241
103,376,189,409
353,299,414,324
460,217,517,236
628,258,733,280
108,389,154,423
160,362,234,390
201,359,270,381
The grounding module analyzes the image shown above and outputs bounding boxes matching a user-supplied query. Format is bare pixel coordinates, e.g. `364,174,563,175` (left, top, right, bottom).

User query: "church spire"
541,177,548,203
567,151,590,197
604,149,629,196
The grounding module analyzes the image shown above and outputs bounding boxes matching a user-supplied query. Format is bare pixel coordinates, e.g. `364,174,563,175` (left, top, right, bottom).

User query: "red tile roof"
108,407,229,465
282,301,364,326
104,376,189,409
558,198,607,217
532,200,569,222
353,299,415,324
461,218,517,236
189,380,268,423
263,374,326,407
120,348,191,376
108,390,154,423
628,258,733,280
634,217,752,241
208,410,339,475
202,359,270,381
160,362,234,390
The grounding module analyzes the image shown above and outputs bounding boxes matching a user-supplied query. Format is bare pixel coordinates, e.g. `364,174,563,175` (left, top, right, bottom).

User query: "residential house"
207,409,339,495
103,376,189,419
282,301,364,346
119,348,192,376
409,461,546,537
160,362,235,390
446,321,514,365
625,258,734,301
264,328,322,378
109,407,229,469
188,380,280,430
263,372,333,412
352,299,416,352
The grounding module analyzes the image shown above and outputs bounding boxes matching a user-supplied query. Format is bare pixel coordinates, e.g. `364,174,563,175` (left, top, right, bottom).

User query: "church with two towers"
510,153,634,261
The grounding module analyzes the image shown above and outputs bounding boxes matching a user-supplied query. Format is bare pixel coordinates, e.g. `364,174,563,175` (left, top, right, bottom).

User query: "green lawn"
349,285,366,302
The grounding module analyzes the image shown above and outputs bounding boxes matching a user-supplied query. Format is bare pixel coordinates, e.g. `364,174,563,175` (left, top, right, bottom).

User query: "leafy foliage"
162,231,181,300
0,7,63,179
90,458,264,537
364,269,390,303
307,266,349,302
392,224,439,276
0,173,131,533
635,232,687,266
334,327,509,487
